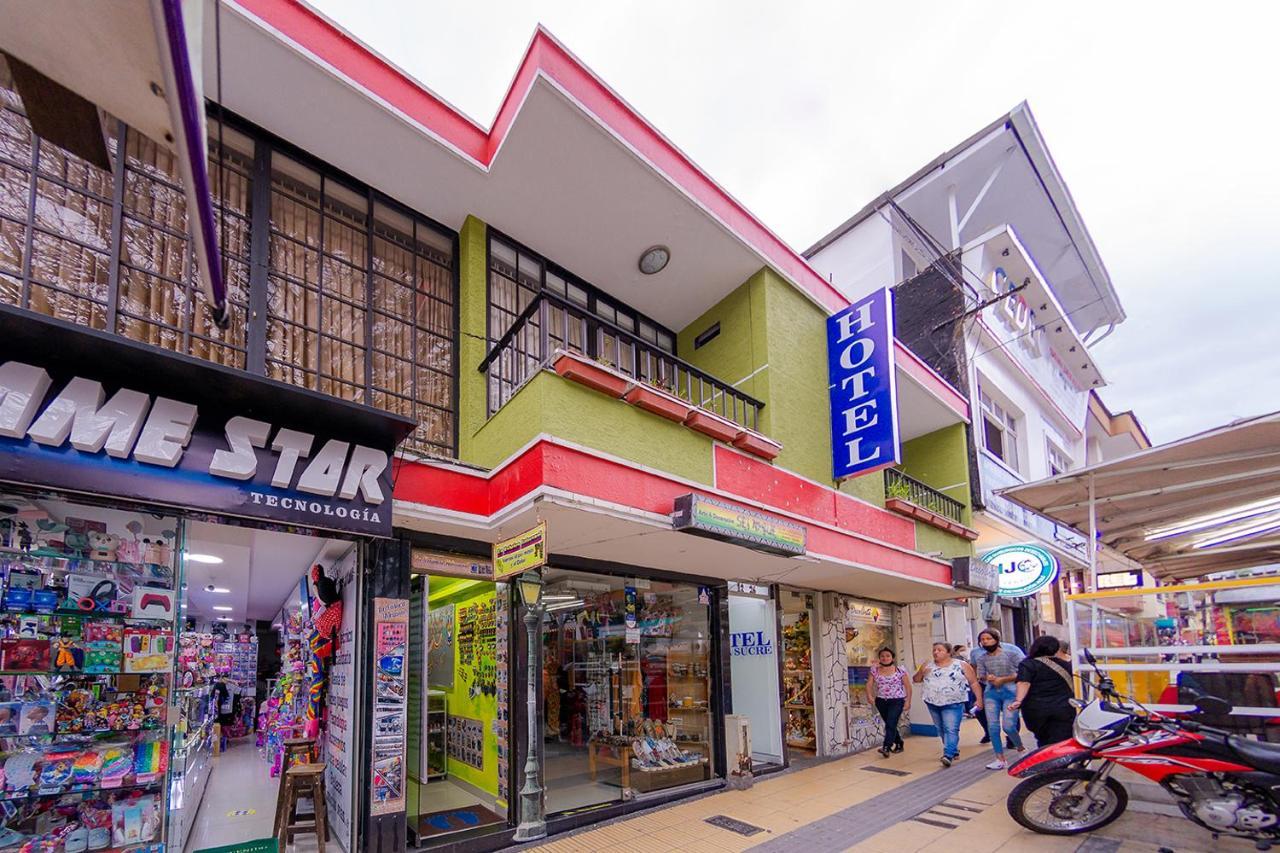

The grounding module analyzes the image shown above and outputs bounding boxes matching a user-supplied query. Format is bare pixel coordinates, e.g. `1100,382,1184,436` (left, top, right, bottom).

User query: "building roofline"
1089,390,1152,449
802,103,1125,328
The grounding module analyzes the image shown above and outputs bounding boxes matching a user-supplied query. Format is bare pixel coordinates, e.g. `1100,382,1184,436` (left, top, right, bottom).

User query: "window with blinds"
0,56,457,458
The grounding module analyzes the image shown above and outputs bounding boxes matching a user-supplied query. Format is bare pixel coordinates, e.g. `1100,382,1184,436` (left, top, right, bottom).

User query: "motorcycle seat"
1227,734,1280,775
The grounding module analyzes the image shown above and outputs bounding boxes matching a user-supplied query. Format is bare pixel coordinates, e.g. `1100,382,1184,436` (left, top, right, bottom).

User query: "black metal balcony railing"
884,468,966,525
479,290,764,430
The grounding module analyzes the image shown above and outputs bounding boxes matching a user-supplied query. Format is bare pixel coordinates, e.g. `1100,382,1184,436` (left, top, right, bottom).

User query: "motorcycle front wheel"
1007,768,1129,835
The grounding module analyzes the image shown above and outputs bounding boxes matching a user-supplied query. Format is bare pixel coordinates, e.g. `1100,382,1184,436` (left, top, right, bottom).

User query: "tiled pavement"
526,725,1256,853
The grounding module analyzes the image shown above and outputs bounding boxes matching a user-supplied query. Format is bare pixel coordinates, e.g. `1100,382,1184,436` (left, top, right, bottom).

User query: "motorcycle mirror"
1193,695,1232,716
1082,647,1098,666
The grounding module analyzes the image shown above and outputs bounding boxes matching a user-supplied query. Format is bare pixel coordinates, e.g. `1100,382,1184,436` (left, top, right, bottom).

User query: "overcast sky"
310,0,1279,444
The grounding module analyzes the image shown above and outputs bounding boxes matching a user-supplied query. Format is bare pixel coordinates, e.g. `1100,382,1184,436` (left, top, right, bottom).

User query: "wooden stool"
275,763,329,852
282,737,316,771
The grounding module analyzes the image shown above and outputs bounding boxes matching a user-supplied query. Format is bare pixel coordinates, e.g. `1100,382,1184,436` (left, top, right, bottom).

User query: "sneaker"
878,747,890,758
979,735,991,744
985,759,1006,770
891,743,904,754
940,755,952,768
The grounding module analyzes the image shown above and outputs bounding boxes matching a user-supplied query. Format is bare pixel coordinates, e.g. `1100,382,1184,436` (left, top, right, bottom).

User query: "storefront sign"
950,556,1000,594
0,359,396,536
672,493,806,556
826,287,900,480
982,544,1060,598
492,522,547,579
730,630,773,657
370,597,408,817
1097,570,1143,591
728,580,770,598
411,549,493,581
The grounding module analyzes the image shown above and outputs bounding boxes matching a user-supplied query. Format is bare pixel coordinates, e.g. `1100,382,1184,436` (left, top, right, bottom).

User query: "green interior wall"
429,578,499,798
900,423,972,524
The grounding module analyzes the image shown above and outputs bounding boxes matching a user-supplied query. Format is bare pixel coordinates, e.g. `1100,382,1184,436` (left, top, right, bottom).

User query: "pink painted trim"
894,340,969,421
233,1,848,313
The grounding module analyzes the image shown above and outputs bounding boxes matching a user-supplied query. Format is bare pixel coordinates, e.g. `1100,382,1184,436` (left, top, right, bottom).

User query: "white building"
806,102,1147,648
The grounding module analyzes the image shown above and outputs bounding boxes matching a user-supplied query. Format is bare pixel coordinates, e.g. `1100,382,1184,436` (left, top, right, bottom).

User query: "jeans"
983,683,1024,755
926,701,965,759
875,697,905,750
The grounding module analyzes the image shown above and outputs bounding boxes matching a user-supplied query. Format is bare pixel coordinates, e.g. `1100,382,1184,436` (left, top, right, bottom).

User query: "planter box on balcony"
732,429,782,460
552,351,631,398
623,385,694,423
885,497,979,540
684,410,740,443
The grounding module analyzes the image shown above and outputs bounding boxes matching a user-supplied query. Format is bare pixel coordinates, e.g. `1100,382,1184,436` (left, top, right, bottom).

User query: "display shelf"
3,778,165,801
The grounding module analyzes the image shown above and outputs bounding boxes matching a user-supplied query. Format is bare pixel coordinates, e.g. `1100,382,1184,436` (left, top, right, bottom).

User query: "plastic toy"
71,750,102,787
3,752,38,794
86,531,118,562
98,745,132,787
37,752,74,790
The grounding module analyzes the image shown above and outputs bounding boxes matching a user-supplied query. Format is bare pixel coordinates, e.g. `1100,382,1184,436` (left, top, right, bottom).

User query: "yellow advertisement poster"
493,522,547,579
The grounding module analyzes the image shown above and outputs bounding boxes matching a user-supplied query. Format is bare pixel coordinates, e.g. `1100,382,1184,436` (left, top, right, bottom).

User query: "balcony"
479,290,776,457
884,468,977,540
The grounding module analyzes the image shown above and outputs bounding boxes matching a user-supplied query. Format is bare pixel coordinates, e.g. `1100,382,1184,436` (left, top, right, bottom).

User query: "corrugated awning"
998,412,1280,580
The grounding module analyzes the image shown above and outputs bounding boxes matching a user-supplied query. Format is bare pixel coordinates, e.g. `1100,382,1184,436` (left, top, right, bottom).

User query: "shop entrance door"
727,593,782,766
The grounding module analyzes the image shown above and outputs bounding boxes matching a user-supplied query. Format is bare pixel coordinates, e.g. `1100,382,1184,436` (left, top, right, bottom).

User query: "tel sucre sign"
0,359,392,535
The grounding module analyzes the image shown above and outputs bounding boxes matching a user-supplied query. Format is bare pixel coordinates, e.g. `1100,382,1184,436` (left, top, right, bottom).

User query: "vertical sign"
324,550,358,850
827,287,899,480
370,597,409,816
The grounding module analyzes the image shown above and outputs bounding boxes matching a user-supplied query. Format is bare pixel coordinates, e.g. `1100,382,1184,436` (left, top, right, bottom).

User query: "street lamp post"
513,571,546,842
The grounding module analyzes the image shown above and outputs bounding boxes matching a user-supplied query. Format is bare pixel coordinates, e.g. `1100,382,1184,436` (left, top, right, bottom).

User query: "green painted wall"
676,272,769,404
899,423,972,524
457,215,491,463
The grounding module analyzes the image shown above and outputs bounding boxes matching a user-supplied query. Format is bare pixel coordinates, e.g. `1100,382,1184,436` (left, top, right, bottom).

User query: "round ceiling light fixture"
638,245,670,275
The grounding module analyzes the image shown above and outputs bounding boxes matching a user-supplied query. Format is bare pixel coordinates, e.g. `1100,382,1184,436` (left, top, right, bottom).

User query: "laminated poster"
370,597,409,816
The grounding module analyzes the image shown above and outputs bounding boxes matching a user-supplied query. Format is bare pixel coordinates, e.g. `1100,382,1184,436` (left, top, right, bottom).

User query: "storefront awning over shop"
0,0,228,325
998,411,1280,580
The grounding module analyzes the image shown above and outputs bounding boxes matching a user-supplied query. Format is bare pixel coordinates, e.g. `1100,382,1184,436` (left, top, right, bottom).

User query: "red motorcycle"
1006,650,1280,849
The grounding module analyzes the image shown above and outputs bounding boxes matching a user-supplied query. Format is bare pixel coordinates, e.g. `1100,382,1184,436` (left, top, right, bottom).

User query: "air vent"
694,322,721,350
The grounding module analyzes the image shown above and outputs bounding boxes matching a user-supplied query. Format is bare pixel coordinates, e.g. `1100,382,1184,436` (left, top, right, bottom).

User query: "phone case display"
212,638,257,692
0,495,177,852
782,611,816,751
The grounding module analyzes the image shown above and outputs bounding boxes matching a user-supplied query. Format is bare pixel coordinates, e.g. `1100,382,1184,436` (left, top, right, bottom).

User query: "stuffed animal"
86,532,118,562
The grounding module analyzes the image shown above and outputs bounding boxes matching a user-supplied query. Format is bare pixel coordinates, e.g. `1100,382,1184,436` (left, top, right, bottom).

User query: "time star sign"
982,544,1060,598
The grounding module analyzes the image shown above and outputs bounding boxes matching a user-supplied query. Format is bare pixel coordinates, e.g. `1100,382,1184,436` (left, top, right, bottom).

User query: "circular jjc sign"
982,544,1060,598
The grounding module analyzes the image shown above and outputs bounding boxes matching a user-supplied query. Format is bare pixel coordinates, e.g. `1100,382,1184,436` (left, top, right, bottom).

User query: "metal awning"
998,411,1280,580
0,0,227,325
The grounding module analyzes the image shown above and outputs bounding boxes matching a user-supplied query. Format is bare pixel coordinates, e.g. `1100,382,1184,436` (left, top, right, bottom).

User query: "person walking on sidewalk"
1009,635,1077,747
974,628,1026,770
867,647,911,757
913,642,982,767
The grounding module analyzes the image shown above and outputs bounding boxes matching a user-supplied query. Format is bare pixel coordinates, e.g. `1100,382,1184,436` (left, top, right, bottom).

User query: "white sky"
310,0,1280,444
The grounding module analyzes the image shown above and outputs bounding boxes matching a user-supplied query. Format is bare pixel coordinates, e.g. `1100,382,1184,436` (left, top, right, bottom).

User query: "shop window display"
0,493,177,851
541,570,714,813
844,601,896,751
781,608,816,752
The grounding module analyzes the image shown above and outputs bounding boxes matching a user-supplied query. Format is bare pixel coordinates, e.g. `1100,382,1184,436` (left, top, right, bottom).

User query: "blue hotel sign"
827,287,900,480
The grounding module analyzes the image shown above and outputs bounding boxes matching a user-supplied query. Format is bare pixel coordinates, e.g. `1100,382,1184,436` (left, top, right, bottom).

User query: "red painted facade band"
393,440,949,586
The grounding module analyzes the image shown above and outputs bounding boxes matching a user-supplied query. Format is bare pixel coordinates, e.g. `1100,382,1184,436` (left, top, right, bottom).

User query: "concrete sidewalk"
527,726,1253,852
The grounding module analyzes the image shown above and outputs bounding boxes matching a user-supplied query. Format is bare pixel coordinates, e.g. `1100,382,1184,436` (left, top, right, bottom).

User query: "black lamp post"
513,570,547,842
